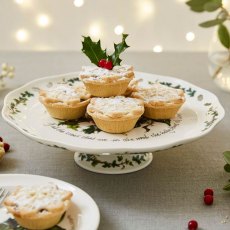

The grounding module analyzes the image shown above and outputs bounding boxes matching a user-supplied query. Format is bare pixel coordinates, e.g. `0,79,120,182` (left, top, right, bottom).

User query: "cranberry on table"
98,59,106,68
204,194,213,205
3,143,10,152
188,220,198,230
0,137,3,142
204,188,214,196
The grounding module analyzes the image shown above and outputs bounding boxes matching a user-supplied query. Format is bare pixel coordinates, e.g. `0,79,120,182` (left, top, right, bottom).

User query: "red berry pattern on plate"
188,220,198,230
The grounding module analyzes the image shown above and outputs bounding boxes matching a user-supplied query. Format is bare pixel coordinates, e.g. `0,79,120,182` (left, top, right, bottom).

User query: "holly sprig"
81,34,129,67
186,0,230,50
108,34,130,66
223,151,230,191
81,36,107,66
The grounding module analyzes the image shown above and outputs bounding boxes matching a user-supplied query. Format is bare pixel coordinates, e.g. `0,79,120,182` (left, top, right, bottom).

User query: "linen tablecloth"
0,51,230,230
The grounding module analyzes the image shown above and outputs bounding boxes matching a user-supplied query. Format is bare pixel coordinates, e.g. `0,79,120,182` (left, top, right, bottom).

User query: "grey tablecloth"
0,52,230,230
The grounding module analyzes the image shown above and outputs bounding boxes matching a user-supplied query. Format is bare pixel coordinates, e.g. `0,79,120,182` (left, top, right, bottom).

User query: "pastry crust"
0,142,5,161
4,184,73,230
80,65,134,97
123,78,143,96
39,83,91,120
131,83,185,119
87,96,144,133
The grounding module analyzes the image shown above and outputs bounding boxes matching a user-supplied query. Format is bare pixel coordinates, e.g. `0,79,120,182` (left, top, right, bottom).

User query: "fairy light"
73,0,84,7
16,29,29,42
142,1,153,14
37,14,50,27
135,0,154,21
89,24,101,38
186,32,195,41
223,0,229,8
14,0,25,4
137,0,154,20
223,0,230,9
114,25,124,35
153,45,163,53
14,0,31,7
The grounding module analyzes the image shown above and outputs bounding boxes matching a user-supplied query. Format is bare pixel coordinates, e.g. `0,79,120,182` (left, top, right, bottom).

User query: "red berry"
3,143,10,152
98,59,106,68
204,188,214,196
188,220,198,230
104,61,113,70
0,137,3,142
204,194,213,205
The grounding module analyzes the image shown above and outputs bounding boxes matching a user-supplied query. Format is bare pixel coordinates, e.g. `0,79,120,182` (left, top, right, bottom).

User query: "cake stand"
2,72,225,174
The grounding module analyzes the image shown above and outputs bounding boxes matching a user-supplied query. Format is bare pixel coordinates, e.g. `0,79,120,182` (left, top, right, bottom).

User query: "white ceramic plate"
0,174,100,230
2,72,225,154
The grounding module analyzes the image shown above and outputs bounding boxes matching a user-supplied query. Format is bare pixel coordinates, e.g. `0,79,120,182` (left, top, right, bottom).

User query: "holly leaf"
109,34,130,66
218,24,230,49
204,0,222,12
186,0,210,12
199,18,226,28
81,36,108,66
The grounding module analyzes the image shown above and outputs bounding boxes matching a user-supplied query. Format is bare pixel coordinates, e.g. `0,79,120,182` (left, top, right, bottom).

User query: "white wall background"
0,0,228,52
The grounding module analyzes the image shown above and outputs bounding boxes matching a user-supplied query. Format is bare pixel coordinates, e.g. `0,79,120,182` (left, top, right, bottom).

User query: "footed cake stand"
2,72,225,174
74,152,153,174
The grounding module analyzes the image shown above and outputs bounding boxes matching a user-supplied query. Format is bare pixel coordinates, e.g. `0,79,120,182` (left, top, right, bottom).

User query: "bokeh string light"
186,32,195,42
73,0,84,8
89,23,101,38
9,0,207,51
153,45,163,53
14,0,25,5
16,29,29,42
14,0,31,7
223,0,230,8
114,25,124,35
37,14,50,28
137,0,154,20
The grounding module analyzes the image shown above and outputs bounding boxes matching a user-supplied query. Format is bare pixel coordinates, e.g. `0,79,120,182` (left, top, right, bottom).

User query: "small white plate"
0,174,100,230
1,71,225,154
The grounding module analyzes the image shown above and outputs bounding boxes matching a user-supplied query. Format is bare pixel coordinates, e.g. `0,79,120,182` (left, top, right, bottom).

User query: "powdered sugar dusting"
133,83,184,103
45,83,89,102
4,184,71,212
88,96,144,117
79,65,134,83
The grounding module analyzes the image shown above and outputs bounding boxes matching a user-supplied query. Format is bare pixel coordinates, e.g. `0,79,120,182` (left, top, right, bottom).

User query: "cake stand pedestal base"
74,152,153,174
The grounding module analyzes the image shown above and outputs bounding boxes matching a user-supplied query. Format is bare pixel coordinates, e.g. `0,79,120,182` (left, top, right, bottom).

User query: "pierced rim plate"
0,174,100,230
1,71,225,154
